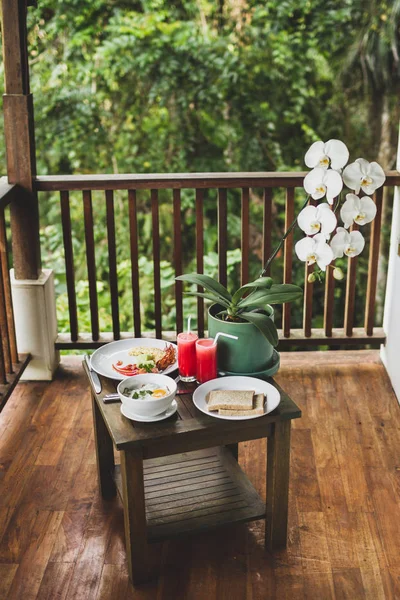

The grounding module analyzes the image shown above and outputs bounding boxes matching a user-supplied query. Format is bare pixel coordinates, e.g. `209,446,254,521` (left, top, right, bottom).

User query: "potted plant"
176,273,302,373
177,138,386,375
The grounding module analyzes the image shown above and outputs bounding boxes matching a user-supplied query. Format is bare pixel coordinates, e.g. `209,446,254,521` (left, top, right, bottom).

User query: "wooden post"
1,0,41,279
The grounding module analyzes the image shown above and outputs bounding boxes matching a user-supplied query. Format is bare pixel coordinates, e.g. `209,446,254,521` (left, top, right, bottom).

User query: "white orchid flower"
340,193,377,229
303,167,343,204
342,158,386,195
295,232,334,271
305,139,349,170
297,203,337,239
330,227,365,258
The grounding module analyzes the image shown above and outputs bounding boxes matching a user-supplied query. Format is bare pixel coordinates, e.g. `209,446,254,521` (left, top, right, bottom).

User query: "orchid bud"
333,267,344,281
307,272,317,283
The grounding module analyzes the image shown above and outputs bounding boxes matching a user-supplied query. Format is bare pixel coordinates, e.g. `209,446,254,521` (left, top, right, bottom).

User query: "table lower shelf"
113,446,266,543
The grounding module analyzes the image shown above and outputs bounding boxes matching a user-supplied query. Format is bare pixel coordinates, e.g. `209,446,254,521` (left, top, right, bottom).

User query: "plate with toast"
192,376,280,420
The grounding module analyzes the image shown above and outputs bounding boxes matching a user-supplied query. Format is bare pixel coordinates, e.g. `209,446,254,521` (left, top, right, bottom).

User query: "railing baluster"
241,188,250,285
83,190,99,341
0,260,11,374
262,188,272,275
303,262,314,337
128,190,141,337
105,190,120,340
151,189,162,338
60,191,78,342
218,188,228,287
0,330,6,384
344,223,359,336
365,188,383,335
173,189,183,335
0,209,17,363
196,189,205,337
324,267,335,337
283,188,294,337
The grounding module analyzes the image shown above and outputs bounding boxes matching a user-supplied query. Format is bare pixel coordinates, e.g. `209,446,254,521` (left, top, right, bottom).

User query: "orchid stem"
259,194,310,277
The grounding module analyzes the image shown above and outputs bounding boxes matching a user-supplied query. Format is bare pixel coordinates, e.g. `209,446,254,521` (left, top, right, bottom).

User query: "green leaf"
232,277,273,305
176,274,232,302
183,291,230,308
237,284,302,308
241,311,279,347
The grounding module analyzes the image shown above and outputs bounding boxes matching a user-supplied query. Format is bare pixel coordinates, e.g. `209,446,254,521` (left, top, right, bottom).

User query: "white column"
381,129,400,402
11,268,60,380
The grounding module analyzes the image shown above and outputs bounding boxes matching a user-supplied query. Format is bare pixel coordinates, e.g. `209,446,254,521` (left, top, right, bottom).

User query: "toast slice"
219,393,265,417
206,389,254,411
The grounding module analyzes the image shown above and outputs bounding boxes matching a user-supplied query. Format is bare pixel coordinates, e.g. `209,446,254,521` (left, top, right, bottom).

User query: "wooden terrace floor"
0,350,400,599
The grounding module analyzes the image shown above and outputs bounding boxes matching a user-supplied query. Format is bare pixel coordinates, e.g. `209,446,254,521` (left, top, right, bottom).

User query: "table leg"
265,420,291,551
92,394,116,499
225,443,239,461
120,448,149,585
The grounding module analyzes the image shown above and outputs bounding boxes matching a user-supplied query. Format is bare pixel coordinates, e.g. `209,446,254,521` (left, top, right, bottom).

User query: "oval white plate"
120,399,178,423
193,376,280,420
90,338,178,381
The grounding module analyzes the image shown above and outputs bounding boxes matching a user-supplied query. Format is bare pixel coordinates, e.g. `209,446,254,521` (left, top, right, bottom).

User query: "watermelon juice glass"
177,332,198,382
195,338,217,384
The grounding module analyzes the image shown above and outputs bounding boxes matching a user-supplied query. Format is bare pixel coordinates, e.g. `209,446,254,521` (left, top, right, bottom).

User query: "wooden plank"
218,188,228,287
196,189,205,337
0,209,17,364
365,188,383,335
241,187,250,285
0,178,20,210
262,188,272,275
60,191,78,341
151,189,162,338
105,190,120,340
324,264,335,337
344,223,359,337
173,189,183,335
82,190,99,341
33,170,400,191
128,190,141,337
283,188,294,337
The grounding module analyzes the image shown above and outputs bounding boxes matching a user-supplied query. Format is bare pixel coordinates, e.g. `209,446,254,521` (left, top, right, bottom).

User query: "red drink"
177,332,198,381
196,338,217,384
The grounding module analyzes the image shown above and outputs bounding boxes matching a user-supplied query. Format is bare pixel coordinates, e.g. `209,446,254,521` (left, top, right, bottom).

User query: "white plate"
193,376,280,420
90,338,178,381
120,399,178,423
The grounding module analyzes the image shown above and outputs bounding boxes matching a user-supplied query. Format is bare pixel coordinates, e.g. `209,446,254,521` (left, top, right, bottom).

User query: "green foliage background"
0,0,399,335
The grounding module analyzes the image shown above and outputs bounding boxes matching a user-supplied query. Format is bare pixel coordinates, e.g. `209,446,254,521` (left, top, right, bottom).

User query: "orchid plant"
294,139,385,280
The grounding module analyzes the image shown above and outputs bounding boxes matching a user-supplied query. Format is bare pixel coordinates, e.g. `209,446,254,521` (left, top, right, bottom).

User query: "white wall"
381,131,400,402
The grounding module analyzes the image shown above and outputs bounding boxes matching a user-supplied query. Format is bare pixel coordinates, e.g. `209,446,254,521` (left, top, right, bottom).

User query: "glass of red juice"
196,338,217,384
177,332,198,382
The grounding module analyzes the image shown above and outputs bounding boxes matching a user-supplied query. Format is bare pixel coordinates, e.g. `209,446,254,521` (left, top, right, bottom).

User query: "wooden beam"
1,0,41,279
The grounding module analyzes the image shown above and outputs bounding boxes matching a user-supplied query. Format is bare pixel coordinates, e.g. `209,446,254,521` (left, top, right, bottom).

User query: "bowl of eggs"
117,373,177,418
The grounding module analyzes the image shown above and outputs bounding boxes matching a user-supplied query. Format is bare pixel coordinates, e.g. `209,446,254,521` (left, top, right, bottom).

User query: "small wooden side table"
84,364,301,585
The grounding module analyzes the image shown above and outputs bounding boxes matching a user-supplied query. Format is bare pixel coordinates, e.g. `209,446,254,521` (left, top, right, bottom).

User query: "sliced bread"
206,389,254,411
219,393,265,417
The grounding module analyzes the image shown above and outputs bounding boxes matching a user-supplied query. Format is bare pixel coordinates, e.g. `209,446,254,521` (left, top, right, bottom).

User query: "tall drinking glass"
196,338,217,384
177,332,198,382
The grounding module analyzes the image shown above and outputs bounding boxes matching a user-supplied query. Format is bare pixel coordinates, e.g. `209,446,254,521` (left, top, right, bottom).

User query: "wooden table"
84,364,301,585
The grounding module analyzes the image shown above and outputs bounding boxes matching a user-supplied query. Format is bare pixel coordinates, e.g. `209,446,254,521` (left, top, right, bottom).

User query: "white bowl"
117,374,177,418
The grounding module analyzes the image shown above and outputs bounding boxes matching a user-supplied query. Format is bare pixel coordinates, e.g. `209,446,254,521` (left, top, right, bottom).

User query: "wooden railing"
35,171,400,350
0,178,30,409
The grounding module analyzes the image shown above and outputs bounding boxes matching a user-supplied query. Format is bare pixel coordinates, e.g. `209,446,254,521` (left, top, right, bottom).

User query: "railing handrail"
0,177,20,209
34,170,400,191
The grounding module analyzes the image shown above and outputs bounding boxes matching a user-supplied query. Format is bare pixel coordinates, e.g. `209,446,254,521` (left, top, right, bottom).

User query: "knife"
84,354,102,394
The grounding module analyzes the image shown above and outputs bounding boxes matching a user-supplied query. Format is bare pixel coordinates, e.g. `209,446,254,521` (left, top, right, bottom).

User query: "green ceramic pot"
208,304,275,373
